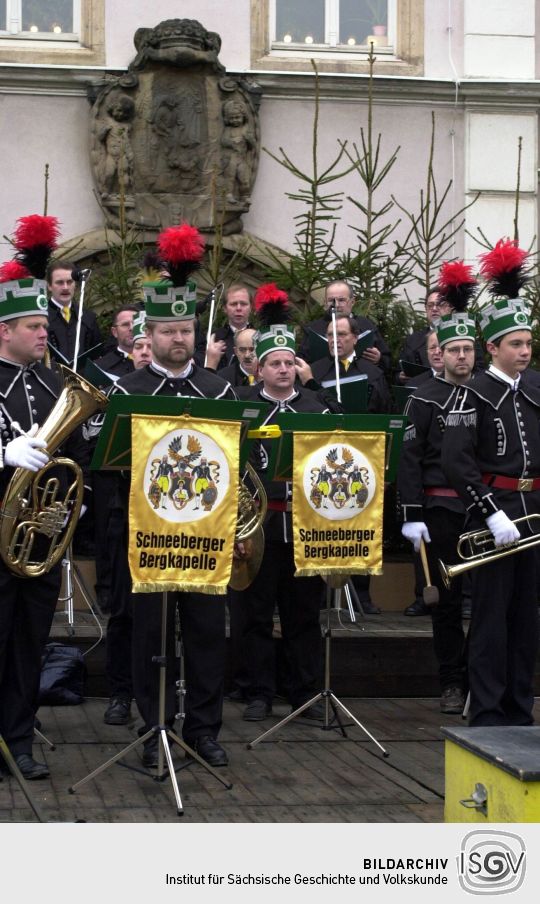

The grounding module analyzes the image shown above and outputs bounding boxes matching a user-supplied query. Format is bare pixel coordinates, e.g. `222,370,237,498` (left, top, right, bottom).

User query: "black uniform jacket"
298,314,391,374
244,383,329,543
94,347,134,380
397,376,467,522
310,355,392,413
112,361,236,401
441,369,540,524
47,302,102,364
0,357,90,499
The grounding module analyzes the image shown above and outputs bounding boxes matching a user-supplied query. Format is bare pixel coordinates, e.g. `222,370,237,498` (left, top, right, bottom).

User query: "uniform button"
29,396,35,402
32,409,37,416
466,485,472,491
481,506,488,514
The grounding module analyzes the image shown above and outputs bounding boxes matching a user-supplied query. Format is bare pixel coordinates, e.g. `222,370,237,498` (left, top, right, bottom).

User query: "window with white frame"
0,0,80,40
271,0,395,54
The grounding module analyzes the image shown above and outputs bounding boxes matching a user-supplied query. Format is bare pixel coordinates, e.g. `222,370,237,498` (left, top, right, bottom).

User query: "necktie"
62,306,71,323
340,358,350,372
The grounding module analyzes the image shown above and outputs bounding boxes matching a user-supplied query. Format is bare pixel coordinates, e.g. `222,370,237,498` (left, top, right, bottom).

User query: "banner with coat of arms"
129,415,240,594
292,432,385,578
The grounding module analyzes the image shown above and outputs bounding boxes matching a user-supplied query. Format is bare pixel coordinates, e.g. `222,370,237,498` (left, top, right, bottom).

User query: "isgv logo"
458,831,526,895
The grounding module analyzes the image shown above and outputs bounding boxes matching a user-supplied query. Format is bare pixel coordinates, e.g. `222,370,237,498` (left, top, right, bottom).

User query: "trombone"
438,514,540,588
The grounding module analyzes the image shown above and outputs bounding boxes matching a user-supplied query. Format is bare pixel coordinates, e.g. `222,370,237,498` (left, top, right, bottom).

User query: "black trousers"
240,540,323,706
106,511,226,742
423,507,466,691
0,564,61,756
468,546,538,727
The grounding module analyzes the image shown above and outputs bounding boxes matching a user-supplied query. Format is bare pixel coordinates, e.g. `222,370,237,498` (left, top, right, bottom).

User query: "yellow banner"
129,414,240,594
292,431,385,577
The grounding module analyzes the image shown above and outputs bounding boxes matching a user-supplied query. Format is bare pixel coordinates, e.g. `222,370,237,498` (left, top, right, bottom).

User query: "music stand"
248,411,407,755
69,397,268,815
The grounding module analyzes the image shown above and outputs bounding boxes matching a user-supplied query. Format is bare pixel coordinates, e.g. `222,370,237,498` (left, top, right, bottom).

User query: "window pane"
340,0,388,45
276,0,324,44
0,0,5,31
22,0,73,34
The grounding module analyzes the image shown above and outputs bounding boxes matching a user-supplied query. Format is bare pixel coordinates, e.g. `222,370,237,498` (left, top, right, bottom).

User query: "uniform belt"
267,501,292,512
482,474,540,492
424,486,459,498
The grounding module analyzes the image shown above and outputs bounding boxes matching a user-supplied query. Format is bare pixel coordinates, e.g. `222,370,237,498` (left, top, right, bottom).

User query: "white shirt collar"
489,363,521,390
151,359,193,380
51,298,72,310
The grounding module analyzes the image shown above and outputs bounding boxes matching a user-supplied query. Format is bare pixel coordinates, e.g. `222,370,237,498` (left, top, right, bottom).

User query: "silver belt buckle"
518,478,533,492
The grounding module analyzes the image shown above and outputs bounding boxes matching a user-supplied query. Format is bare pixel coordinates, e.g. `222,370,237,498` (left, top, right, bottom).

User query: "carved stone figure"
88,19,261,234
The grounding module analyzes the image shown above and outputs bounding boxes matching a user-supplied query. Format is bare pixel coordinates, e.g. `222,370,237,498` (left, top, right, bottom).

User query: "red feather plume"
254,283,290,327
13,215,60,252
12,214,60,279
437,260,477,312
0,260,31,283
156,223,205,286
479,239,529,298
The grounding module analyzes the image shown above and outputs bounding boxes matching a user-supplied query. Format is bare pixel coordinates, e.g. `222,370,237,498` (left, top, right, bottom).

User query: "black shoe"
226,687,246,702
188,736,228,767
359,599,382,615
14,754,50,780
142,736,159,768
243,699,272,721
296,700,325,721
103,697,131,725
404,599,430,616
440,687,465,714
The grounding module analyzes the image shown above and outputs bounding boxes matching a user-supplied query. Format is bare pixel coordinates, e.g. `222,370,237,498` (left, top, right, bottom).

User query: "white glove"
401,521,431,552
486,510,520,547
4,424,48,472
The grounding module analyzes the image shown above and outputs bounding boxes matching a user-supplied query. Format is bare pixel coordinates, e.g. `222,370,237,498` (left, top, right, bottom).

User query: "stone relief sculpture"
89,19,261,234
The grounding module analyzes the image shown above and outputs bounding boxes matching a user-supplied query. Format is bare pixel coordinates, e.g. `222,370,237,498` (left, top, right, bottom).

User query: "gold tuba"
0,365,108,577
229,462,267,591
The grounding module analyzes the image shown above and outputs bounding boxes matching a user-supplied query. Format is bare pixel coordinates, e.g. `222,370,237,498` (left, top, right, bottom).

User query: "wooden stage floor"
6,695,539,824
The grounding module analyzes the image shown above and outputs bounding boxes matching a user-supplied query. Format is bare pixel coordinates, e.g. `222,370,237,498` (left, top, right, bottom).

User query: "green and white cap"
436,312,476,348
132,311,147,342
0,278,48,321
143,280,197,322
255,324,296,362
478,299,531,343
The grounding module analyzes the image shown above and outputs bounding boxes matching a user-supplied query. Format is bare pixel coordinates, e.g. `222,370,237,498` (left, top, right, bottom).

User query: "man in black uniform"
239,321,330,722
94,305,138,380
398,313,477,713
217,327,259,394
442,293,540,727
203,284,253,371
298,279,391,375
46,260,102,364
105,279,236,766
0,277,89,779
307,314,392,413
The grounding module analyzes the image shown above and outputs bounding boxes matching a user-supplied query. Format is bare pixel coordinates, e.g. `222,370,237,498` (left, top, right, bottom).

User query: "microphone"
71,267,92,282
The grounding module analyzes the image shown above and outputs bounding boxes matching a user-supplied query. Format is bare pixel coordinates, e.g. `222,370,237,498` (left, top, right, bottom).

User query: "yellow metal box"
443,726,540,823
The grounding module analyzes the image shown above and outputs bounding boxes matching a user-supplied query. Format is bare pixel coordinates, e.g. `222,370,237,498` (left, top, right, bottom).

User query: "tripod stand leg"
326,693,389,757
0,735,47,823
166,728,232,790
34,727,56,750
68,728,157,793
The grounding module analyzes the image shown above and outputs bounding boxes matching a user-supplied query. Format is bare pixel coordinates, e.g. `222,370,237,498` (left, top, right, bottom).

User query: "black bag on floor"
39,642,86,705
